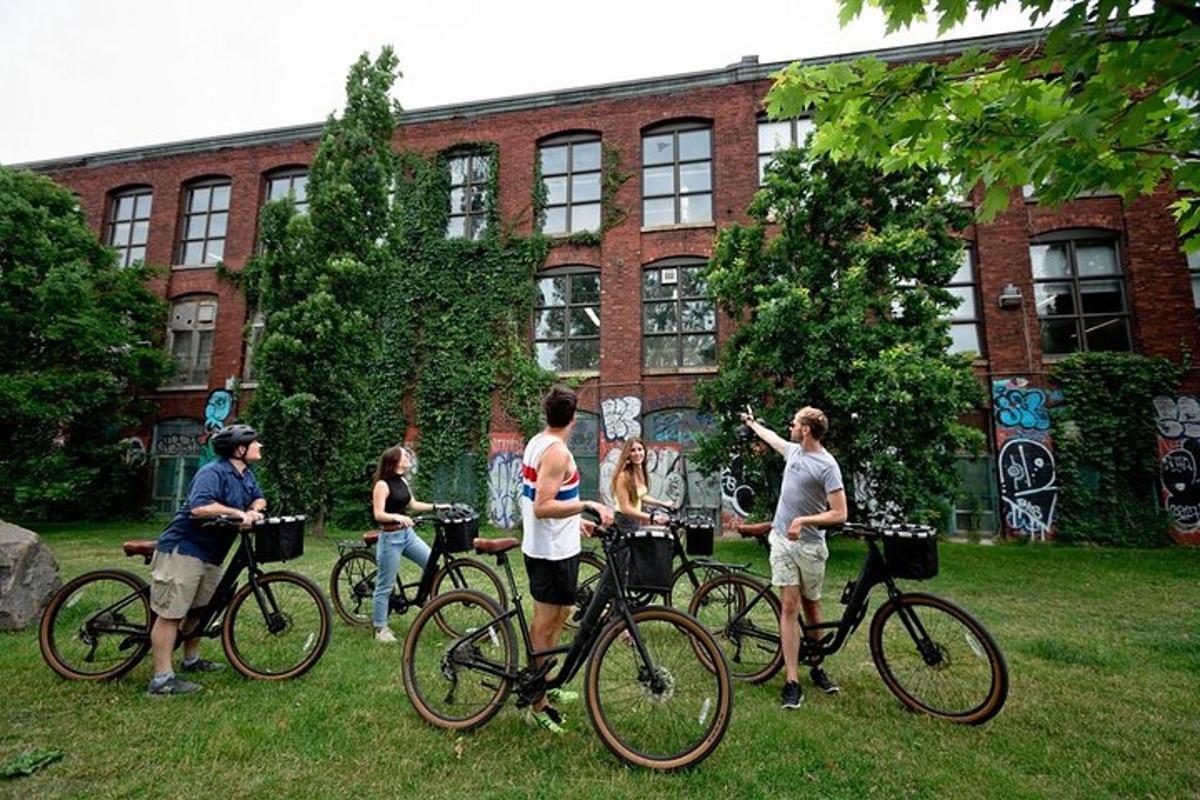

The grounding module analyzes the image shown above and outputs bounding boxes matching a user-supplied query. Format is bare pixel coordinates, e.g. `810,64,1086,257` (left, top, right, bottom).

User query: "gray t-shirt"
771,443,844,544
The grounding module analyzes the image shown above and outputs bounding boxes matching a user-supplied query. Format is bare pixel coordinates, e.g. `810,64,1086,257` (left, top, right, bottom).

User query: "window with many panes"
539,135,601,235
265,167,308,214
243,309,266,384
534,268,600,373
944,248,983,356
107,187,153,267
1030,232,1131,355
178,179,230,266
446,152,490,240
757,117,814,184
643,259,717,369
152,418,205,513
165,296,218,387
642,122,712,227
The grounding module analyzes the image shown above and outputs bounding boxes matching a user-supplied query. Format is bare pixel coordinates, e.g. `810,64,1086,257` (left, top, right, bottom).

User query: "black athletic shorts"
524,553,580,606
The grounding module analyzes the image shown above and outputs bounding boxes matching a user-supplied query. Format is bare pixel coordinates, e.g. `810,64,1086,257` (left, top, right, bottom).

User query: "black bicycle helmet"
210,424,257,458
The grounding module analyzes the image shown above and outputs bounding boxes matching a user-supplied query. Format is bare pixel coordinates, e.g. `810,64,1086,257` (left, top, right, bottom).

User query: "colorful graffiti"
601,396,642,442
198,389,236,465
487,435,524,530
1154,395,1200,544
721,455,755,518
119,436,148,467
993,378,1059,540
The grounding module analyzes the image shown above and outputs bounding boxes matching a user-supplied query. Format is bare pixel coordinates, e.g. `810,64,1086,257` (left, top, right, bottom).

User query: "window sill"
640,222,716,234
240,381,259,389
546,232,602,244
556,370,600,380
171,263,219,271
643,366,718,376
156,384,208,393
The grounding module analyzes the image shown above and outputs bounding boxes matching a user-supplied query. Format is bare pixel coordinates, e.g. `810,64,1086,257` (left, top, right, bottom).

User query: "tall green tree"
695,148,984,521
768,1,1200,253
245,49,400,535
0,167,172,519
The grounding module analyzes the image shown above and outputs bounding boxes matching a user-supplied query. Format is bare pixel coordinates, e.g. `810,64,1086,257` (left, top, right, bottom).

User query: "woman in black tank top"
369,444,449,642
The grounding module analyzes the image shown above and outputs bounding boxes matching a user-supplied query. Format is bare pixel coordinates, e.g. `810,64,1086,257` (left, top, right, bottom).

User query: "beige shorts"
149,549,223,619
769,532,829,601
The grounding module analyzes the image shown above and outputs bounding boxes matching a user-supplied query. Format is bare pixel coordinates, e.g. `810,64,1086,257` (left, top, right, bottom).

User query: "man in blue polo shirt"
146,424,267,696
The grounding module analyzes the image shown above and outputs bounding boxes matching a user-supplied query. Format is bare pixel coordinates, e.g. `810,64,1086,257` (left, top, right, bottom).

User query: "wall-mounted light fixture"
998,283,1024,308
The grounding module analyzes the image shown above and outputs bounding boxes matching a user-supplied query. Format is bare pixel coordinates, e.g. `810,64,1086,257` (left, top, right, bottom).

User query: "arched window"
757,115,813,185
445,150,491,240
151,418,205,513
165,295,218,387
264,166,308,214
568,410,601,501
538,133,601,235
642,258,716,369
642,120,713,227
178,177,231,266
534,266,600,373
106,185,153,266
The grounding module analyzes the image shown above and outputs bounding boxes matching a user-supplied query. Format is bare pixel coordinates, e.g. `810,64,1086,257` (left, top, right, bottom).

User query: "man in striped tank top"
520,384,613,733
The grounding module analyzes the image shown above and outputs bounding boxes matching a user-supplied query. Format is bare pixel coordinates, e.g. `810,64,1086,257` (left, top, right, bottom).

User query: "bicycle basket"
253,516,307,563
613,529,674,594
880,524,938,581
682,515,715,557
439,508,480,553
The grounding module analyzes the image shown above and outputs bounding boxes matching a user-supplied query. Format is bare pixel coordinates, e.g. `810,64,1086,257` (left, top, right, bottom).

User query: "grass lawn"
2,520,1198,799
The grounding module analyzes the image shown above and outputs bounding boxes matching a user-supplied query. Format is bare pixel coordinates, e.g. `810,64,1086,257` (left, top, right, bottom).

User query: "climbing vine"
1049,352,1183,547
530,143,632,247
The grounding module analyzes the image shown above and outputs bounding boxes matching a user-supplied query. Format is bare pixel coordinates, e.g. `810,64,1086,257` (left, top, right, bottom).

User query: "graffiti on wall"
601,396,642,442
993,379,1059,540
487,435,524,530
721,455,755,518
198,389,236,465
1154,395,1200,544
120,436,148,467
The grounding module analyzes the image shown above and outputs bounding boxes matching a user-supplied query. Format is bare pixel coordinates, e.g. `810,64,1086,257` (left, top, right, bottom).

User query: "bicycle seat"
736,522,772,538
362,531,379,546
473,537,519,555
123,540,157,558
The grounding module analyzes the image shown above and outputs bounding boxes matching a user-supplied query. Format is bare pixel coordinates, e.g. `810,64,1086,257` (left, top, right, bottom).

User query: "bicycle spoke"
227,576,327,677
44,573,149,678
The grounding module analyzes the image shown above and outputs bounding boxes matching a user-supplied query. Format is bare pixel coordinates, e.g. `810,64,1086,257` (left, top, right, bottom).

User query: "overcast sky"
1,0,1065,165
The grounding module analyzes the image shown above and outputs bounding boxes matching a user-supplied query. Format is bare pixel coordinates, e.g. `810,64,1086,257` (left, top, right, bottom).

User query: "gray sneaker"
146,676,202,696
180,658,224,673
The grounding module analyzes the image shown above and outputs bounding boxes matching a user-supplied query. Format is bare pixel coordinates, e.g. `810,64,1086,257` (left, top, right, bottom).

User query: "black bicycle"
689,521,1008,725
401,516,734,771
570,509,746,622
40,515,332,682
329,504,505,630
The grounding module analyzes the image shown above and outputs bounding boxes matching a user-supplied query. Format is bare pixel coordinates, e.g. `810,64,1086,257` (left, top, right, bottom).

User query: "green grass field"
2,521,1198,799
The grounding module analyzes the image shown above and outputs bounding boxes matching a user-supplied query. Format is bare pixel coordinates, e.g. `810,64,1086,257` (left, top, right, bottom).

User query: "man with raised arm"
145,424,266,696
740,406,847,710
520,385,614,733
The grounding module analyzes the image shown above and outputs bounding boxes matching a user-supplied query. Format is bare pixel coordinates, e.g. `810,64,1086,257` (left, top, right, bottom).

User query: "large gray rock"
0,521,62,631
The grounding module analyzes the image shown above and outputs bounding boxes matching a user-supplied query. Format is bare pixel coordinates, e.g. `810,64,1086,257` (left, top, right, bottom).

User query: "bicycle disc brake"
638,664,676,703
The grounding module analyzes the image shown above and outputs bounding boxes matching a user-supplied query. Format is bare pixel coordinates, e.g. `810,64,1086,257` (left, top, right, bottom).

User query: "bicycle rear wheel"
585,606,732,771
566,551,606,632
223,571,332,680
431,558,507,635
330,549,377,627
869,592,1008,725
688,573,781,684
39,569,151,681
403,590,517,731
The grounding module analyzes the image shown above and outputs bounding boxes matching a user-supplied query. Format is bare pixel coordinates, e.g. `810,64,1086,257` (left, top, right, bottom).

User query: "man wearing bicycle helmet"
741,406,847,710
146,423,266,696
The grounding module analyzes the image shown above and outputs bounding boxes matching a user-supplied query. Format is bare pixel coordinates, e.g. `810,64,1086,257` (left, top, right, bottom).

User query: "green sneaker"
527,706,567,735
545,688,578,705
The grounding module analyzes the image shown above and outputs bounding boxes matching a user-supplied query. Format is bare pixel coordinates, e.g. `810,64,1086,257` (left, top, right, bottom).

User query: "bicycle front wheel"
403,590,517,731
688,573,781,684
223,571,332,680
585,606,733,771
667,562,724,613
869,592,1008,725
39,569,151,681
330,549,377,627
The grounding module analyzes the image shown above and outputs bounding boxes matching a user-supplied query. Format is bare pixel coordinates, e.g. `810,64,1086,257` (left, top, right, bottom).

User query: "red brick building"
22,29,1200,540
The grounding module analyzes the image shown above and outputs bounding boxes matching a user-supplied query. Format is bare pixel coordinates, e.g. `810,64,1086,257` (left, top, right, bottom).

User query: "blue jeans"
372,528,431,628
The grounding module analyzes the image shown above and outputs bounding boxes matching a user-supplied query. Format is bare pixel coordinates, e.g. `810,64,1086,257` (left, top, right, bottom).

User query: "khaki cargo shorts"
768,531,829,601
149,549,223,619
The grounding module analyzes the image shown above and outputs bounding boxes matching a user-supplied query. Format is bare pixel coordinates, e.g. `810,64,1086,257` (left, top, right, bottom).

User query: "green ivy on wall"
1050,351,1184,547
530,143,632,248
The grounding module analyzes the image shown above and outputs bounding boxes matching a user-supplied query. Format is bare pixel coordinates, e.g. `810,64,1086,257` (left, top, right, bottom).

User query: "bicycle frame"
454,534,658,708
349,523,462,613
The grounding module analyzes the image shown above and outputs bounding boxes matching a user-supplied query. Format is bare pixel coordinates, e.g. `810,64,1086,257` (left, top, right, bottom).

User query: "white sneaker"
375,627,397,644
